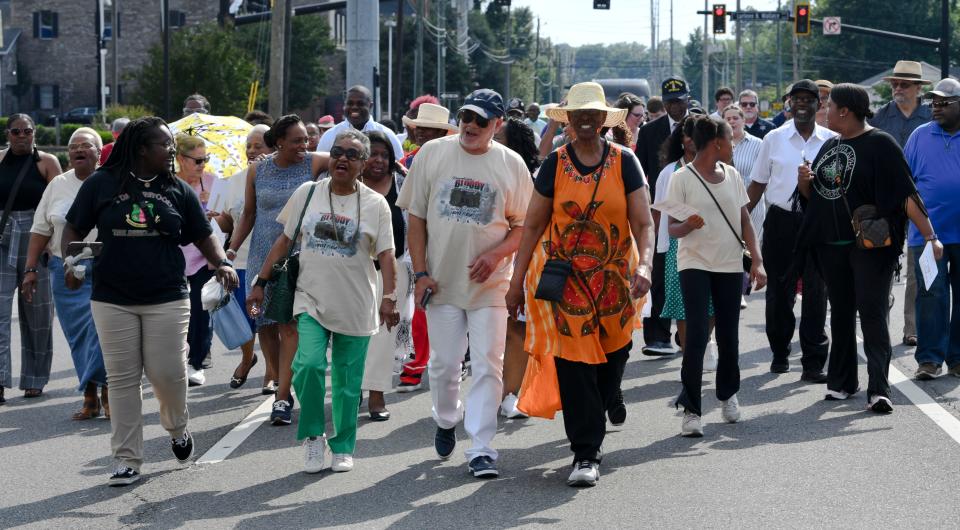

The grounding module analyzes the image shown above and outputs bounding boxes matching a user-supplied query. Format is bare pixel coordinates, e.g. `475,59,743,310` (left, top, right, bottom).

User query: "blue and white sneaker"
468,455,499,478
435,426,456,459
271,397,294,425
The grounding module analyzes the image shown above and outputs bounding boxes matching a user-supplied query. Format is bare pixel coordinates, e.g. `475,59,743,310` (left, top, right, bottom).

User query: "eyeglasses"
182,154,209,166
739,101,758,108
68,142,96,152
8,128,34,136
330,146,365,161
890,81,919,89
930,99,959,109
182,107,209,116
792,95,818,105
458,110,491,128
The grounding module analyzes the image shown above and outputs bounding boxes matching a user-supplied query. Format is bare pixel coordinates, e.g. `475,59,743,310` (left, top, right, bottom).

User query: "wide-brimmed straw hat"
545,82,627,127
401,103,458,132
882,61,932,84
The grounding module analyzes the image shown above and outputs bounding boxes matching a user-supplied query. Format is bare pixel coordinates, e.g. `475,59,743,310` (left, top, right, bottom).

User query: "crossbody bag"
687,164,753,272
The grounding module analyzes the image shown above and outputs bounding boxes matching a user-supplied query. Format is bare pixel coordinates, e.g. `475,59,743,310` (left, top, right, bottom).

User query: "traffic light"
593,0,611,9
494,0,511,7
712,4,726,34
794,1,811,36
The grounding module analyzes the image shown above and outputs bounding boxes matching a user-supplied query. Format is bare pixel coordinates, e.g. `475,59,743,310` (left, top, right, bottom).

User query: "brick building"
1,0,347,121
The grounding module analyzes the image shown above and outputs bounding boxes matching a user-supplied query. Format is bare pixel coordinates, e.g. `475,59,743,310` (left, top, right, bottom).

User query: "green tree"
130,23,263,118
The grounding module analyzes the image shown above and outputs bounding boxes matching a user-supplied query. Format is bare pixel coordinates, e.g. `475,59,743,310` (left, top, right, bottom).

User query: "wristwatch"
926,233,939,242
225,248,237,258
24,267,39,275
414,271,430,281
383,292,398,302
217,258,234,269
254,275,268,288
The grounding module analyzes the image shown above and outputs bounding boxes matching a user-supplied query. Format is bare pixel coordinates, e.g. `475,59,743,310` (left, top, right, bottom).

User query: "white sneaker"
566,460,599,487
824,389,852,401
681,412,704,437
331,453,354,472
703,342,719,372
303,436,326,474
721,394,741,423
499,393,528,419
187,366,205,386
741,296,748,309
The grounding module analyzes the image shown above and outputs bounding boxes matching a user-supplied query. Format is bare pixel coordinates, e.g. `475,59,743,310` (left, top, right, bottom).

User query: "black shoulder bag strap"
0,148,40,242
687,163,746,250
546,144,608,252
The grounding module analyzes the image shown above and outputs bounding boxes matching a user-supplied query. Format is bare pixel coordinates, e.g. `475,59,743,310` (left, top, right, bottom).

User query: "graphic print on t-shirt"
812,141,856,200
125,201,157,229
304,212,359,257
437,176,497,225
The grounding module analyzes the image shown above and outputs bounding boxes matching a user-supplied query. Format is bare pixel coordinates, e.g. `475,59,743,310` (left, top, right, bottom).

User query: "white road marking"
196,396,275,464
855,335,960,445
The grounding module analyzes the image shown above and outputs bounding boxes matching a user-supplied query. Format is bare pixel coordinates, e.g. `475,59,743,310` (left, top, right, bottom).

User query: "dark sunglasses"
8,127,34,136
931,99,959,108
890,81,920,89
330,146,365,161
458,111,491,128
183,154,209,166
739,101,758,108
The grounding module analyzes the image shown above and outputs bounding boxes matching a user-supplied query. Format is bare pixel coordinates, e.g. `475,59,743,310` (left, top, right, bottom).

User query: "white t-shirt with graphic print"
396,134,533,310
278,179,394,336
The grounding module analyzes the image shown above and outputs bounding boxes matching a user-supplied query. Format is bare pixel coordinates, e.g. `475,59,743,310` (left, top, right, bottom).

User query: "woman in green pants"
249,129,399,473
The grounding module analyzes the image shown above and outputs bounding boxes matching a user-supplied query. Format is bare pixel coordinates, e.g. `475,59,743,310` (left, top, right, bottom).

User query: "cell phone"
420,287,434,309
67,241,103,258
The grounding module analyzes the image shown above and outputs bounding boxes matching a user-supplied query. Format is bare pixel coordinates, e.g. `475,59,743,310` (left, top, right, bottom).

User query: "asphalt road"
3,277,960,529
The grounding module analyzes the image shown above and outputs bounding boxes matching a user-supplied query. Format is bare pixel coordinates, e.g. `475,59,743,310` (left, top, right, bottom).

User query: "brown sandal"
72,395,101,420
24,388,42,398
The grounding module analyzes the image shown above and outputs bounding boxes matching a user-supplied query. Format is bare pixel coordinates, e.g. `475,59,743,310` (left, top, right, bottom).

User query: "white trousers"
362,259,415,392
426,304,507,461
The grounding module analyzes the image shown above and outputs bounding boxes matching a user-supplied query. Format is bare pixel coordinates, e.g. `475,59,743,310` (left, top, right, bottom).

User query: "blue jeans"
49,255,106,390
913,243,960,367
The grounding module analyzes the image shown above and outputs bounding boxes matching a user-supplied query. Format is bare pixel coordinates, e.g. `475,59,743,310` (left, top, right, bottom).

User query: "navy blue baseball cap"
460,89,506,119
662,76,690,100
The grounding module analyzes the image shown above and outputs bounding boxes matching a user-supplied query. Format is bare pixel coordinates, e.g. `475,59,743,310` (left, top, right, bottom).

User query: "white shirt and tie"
749,120,837,211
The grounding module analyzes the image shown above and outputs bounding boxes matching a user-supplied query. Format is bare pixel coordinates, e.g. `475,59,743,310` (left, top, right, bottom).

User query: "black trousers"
815,244,897,399
187,267,215,370
675,269,743,416
555,342,630,463
762,206,829,371
643,251,671,346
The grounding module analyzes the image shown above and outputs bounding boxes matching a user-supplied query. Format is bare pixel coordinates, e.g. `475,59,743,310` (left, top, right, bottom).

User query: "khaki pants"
92,299,190,471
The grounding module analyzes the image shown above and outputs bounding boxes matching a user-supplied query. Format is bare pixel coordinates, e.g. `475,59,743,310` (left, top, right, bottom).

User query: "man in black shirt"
635,76,689,355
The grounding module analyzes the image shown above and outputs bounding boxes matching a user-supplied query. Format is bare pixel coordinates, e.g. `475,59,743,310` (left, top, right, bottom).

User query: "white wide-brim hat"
882,60,932,84
401,103,459,132
545,82,628,128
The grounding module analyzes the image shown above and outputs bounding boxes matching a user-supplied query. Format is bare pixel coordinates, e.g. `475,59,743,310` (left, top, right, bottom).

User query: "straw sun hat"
401,103,458,132
545,82,628,127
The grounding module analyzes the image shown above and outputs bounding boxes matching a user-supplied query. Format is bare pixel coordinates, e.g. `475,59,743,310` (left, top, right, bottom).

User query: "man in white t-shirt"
747,79,836,381
396,88,533,479
315,85,404,159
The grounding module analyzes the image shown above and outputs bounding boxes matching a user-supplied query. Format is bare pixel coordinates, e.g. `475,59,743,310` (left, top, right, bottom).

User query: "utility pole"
161,0,170,119
735,0,741,91
751,20,758,88
98,0,107,112
533,16,540,102
776,0,782,98
791,0,799,80
702,0,709,105
435,0,444,98
650,0,657,89
394,0,405,121
414,0,423,98
670,0,675,75
346,0,379,105
268,0,289,117
111,0,119,105
385,18,396,119
505,3,512,101
941,0,951,78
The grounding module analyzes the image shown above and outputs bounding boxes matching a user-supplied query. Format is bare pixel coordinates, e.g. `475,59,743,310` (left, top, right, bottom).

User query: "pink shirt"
181,172,216,276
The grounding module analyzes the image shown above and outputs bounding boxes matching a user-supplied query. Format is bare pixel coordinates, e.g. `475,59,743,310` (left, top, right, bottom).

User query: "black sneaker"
108,466,140,487
800,370,828,384
770,361,790,374
641,341,675,356
396,380,423,393
0,386,5,405
607,388,626,426
270,398,293,425
435,426,456,460
171,430,194,463
468,455,499,478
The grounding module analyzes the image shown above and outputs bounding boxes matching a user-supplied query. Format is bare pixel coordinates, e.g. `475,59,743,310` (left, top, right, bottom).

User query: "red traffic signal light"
794,2,811,35
713,3,726,34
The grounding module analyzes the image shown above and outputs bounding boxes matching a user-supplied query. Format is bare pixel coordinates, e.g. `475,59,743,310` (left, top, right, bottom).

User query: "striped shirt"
731,133,763,185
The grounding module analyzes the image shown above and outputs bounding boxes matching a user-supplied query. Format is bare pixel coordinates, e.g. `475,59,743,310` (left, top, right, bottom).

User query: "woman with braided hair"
62,117,239,486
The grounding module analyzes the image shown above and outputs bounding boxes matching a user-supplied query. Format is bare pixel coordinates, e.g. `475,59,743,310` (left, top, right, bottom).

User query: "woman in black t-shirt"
797,84,943,414
62,117,239,487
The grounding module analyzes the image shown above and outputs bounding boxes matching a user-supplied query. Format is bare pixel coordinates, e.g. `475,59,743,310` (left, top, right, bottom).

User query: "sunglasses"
183,154,209,165
330,146,365,161
739,101,758,108
68,142,97,152
8,127,34,136
931,99,959,108
629,111,645,118
458,110,491,128
182,107,209,116
890,81,919,89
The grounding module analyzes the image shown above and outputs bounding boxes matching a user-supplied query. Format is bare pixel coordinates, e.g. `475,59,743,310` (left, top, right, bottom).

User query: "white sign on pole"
823,17,842,35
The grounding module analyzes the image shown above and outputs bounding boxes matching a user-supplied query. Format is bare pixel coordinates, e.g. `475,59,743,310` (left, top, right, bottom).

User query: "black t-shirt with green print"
66,169,212,305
